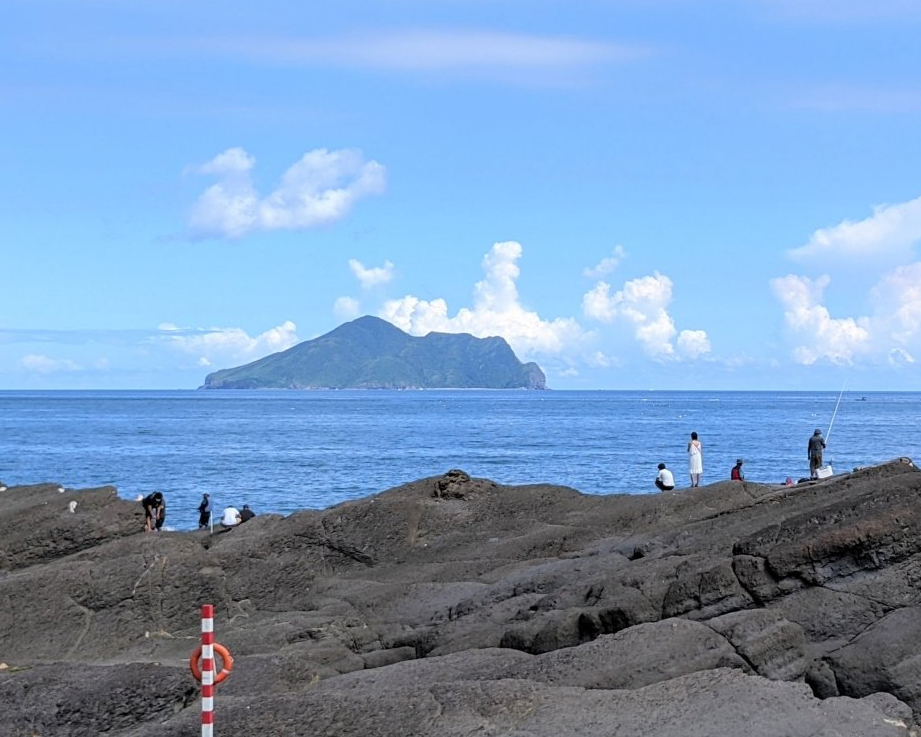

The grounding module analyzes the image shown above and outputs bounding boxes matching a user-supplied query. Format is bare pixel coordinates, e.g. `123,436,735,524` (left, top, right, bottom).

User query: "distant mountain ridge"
201,316,547,390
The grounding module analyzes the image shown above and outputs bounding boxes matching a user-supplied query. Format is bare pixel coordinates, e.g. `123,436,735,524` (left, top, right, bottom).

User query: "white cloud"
185,30,647,77
771,260,921,365
677,330,711,359
21,354,83,374
191,147,256,176
869,262,921,344
157,321,299,365
790,84,921,114
187,147,385,239
770,274,871,364
379,241,586,357
333,296,362,320
582,281,618,322
581,272,710,360
587,351,615,368
888,347,915,366
349,259,394,288
787,195,921,262
583,245,626,279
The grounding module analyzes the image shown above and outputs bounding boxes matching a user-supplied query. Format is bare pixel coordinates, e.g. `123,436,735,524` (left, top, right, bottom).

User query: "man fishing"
808,429,826,479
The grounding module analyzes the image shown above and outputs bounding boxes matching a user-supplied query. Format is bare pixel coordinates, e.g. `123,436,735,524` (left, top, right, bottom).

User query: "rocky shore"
2,461,921,736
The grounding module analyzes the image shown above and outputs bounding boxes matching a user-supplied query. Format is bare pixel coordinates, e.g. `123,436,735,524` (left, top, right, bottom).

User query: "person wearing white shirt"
655,463,675,491
220,506,242,528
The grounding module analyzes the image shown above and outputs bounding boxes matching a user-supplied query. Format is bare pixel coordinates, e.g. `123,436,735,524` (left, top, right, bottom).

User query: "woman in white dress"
687,431,703,487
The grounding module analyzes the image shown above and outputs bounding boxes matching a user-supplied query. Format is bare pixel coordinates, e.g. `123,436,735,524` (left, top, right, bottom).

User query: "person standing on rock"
687,431,703,487
197,493,212,529
808,428,826,479
141,491,165,532
655,463,675,491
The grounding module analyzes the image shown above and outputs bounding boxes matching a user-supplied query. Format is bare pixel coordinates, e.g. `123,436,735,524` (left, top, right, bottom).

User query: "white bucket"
816,465,833,479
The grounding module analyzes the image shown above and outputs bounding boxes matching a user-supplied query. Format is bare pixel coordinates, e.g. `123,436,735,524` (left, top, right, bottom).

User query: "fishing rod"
825,382,846,443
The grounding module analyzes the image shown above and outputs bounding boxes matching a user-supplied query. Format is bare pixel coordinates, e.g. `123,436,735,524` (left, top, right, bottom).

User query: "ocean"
1,390,917,530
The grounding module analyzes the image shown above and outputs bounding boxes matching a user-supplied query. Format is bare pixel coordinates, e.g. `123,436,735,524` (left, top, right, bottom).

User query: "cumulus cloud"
349,259,394,288
869,263,921,344
156,321,299,364
770,274,871,364
583,245,626,279
771,259,921,365
333,296,362,320
677,330,711,359
378,241,586,357
21,354,83,374
787,195,921,263
587,351,616,368
187,147,385,238
581,272,710,360
888,347,915,366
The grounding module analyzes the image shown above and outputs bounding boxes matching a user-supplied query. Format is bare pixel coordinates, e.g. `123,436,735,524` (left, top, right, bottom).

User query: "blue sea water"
1,390,918,531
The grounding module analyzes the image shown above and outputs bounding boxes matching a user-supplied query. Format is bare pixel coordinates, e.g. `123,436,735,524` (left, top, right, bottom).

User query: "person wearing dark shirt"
197,493,212,529
731,459,744,481
142,491,165,532
240,504,255,522
808,429,826,479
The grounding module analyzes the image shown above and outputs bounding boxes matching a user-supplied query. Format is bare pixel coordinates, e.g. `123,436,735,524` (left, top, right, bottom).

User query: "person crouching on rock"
156,498,166,530
220,505,242,529
731,459,744,481
142,491,165,532
655,463,675,491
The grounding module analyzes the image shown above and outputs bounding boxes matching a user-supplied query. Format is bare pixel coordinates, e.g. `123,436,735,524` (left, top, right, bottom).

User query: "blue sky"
3,0,921,390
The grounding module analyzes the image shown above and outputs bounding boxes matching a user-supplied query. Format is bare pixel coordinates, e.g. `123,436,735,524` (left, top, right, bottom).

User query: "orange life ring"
189,642,234,684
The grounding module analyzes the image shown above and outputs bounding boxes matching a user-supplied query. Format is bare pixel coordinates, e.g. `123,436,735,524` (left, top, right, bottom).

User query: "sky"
3,0,921,391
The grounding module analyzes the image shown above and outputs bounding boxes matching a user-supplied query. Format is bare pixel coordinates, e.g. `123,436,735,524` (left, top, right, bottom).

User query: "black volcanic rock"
201,315,547,389
2,460,921,735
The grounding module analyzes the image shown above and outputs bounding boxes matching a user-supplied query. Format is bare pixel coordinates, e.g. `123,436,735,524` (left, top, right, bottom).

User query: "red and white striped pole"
201,604,215,737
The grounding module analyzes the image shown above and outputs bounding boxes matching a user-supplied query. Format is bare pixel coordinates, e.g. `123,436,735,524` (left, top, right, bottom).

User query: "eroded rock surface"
2,459,921,736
